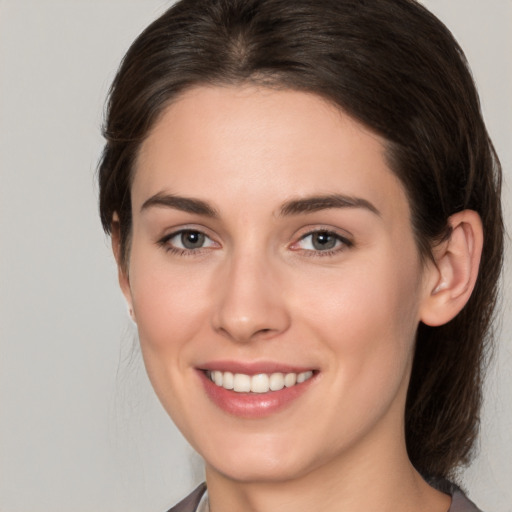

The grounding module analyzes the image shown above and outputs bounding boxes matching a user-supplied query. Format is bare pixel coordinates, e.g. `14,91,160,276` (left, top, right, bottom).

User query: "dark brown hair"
98,0,503,480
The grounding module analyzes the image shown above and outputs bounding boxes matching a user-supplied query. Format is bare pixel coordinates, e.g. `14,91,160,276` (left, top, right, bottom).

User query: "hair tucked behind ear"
98,0,503,480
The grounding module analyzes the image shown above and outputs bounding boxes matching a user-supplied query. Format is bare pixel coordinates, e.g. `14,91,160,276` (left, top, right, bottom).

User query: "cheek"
128,251,213,363
294,252,422,399
126,254,217,434
297,253,421,335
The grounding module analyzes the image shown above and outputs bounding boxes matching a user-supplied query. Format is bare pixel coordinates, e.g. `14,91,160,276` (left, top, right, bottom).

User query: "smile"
206,370,314,393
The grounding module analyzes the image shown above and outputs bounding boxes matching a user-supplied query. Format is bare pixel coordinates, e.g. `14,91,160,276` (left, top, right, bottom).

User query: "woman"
98,1,503,511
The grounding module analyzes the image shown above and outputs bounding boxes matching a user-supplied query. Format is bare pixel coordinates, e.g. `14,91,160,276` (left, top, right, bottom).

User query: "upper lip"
197,360,317,375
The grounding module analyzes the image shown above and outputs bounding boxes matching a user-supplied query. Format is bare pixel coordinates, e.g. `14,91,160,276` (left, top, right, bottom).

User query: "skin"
114,85,482,512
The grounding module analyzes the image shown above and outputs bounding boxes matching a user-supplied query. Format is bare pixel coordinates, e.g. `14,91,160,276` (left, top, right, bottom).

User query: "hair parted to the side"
98,0,503,480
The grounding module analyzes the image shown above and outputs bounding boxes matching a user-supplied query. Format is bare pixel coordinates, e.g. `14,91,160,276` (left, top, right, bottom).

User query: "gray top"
167,481,483,512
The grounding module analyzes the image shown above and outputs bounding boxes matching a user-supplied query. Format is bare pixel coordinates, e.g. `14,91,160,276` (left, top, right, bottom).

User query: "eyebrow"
279,194,380,217
141,192,219,217
140,192,380,218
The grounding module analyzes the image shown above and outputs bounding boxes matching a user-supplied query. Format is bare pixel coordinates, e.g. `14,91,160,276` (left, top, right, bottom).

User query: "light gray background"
0,1,510,511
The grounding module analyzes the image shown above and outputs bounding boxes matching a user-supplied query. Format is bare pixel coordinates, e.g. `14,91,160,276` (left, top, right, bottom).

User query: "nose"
211,249,291,343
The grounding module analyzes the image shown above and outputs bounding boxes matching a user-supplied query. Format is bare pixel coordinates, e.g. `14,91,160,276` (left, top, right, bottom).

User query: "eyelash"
157,229,218,256
291,229,353,258
157,228,353,257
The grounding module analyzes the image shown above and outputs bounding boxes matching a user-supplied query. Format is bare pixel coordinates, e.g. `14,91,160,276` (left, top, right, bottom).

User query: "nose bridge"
212,244,290,342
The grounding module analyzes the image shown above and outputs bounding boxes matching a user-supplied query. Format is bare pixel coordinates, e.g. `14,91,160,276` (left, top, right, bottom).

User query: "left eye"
295,231,348,252
164,230,217,250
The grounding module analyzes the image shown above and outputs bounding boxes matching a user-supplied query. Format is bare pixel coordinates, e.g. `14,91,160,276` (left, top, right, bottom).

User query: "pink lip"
196,361,317,419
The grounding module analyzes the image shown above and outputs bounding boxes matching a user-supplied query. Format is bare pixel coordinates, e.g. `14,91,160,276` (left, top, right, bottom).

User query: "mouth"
205,369,314,394
198,364,318,418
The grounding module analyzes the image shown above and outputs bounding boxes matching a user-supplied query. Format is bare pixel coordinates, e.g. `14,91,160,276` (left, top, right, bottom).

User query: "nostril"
251,327,280,341
211,286,292,342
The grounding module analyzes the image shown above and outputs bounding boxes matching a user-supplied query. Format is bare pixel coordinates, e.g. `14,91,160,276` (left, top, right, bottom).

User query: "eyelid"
289,227,353,254
157,226,221,254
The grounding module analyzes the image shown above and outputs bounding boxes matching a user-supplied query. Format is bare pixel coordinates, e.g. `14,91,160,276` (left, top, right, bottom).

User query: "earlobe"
420,210,483,327
111,214,136,322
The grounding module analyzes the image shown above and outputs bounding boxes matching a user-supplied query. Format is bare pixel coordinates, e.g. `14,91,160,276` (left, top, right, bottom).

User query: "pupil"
312,232,336,250
181,231,205,249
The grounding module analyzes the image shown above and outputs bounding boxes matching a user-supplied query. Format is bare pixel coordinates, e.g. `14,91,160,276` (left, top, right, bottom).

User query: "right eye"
159,229,218,254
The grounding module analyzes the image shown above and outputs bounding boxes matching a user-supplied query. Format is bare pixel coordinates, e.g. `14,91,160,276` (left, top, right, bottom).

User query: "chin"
207,457,309,484
200,432,322,484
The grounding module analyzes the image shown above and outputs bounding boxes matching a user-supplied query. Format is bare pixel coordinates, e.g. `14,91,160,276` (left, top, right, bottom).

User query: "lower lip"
198,370,316,419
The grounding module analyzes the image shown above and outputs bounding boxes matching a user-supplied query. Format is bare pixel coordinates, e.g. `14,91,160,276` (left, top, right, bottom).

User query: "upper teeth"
207,370,314,393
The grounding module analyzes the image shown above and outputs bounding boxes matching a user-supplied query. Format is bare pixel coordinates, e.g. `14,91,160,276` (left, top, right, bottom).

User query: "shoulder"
165,480,485,512
166,483,207,512
449,489,484,512
428,478,484,512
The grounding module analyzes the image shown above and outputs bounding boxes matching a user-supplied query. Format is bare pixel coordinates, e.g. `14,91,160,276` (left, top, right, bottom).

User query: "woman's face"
121,85,434,483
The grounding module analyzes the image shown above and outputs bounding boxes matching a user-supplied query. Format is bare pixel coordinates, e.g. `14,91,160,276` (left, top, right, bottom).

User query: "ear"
420,210,483,327
111,214,136,323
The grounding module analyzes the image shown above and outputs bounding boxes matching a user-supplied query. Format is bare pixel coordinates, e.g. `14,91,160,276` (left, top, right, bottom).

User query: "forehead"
133,85,410,221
